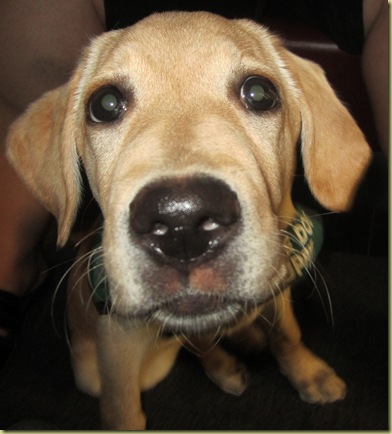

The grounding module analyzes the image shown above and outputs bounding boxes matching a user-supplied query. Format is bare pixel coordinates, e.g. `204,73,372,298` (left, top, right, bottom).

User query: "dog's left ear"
285,51,372,211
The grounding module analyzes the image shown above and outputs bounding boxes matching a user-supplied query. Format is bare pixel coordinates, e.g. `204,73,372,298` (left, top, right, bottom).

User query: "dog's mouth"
127,293,260,335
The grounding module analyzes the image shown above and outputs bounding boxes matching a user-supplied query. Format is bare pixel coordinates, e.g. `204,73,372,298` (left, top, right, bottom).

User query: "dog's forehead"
83,12,284,88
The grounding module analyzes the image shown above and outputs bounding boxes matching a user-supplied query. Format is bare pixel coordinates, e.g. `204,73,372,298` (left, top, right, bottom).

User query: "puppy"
6,12,371,430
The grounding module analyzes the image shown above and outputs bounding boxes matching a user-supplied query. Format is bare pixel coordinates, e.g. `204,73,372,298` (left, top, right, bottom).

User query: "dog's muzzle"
88,175,323,335
129,176,241,267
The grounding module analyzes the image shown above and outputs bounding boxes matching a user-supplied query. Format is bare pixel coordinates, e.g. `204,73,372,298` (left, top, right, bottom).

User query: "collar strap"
282,205,324,286
87,205,323,313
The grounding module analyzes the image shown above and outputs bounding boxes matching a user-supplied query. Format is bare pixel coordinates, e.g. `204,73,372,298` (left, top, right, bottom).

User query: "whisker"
74,225,104,249
50,250,92,337
273,211,335,327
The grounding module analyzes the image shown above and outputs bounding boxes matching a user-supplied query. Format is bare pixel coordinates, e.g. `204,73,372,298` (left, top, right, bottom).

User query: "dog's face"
80,13,302,332
6,12,370,333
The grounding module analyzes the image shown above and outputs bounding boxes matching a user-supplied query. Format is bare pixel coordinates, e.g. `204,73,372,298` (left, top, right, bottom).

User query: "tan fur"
6,12,371,430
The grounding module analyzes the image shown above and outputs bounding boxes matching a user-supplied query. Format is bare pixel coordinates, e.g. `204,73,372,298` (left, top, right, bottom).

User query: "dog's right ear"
6,80,82,247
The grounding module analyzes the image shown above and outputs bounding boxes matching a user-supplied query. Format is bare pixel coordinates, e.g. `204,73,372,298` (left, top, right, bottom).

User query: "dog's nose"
130,177,241,263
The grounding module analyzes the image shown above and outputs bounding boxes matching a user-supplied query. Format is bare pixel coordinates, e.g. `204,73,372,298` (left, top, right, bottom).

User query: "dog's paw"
294,367,347,404
202,352,248,396
207,360,248,396
278,347,346,404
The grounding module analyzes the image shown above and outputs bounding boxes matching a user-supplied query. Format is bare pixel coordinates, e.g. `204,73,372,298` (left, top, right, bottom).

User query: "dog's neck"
87,205,323,314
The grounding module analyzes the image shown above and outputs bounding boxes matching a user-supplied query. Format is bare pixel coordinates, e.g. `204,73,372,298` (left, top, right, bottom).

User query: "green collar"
282,205,323,286
87,205,323,311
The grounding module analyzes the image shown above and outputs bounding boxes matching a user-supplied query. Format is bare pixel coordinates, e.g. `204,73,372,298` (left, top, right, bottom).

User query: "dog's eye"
240,76,279,111
87,86,127,123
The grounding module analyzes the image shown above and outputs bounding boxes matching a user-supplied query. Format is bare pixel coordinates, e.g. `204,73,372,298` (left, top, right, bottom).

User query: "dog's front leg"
96,315,154,430
261,288,346,404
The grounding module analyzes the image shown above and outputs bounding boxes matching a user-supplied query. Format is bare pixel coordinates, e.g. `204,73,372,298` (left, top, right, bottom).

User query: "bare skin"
362,0,389,158
0,0,387,337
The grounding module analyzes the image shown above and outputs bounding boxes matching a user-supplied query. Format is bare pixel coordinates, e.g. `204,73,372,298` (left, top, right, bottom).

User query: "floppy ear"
285,52,372,211
6,81,82,246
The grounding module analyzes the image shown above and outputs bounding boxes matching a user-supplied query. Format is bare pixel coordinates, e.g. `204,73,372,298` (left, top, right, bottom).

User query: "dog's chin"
128,294,259,335
153,303,243,335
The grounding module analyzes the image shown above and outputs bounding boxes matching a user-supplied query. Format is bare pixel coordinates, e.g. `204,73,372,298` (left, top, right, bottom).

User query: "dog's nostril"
129,177,241,263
